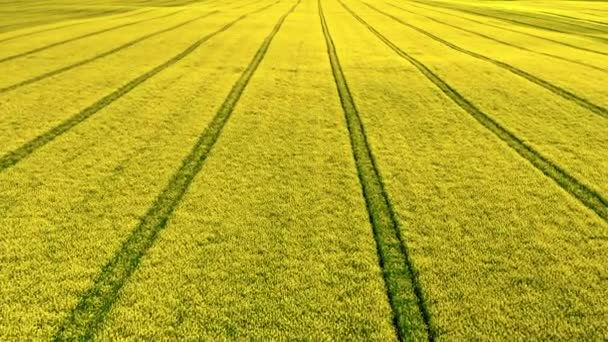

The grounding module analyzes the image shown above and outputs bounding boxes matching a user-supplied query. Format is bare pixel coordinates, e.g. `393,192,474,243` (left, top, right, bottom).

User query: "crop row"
0,0,608,340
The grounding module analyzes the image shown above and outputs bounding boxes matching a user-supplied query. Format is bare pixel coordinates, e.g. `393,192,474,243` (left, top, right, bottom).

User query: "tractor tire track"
386,2,607,73
539,11,608,28
231,0,265,10
498,10,608,35
406,0,608,44
0,1,279,173
0,9,184,64
0,8,131,35
364,2,608,119
341,0,608,221
320,0,435,340
0,11,219,94
0,8,156,44
51,1,299,340
404,1,608,56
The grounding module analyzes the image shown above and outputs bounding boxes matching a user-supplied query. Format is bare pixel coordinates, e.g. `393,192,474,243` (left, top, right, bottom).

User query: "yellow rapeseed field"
0,0,606,339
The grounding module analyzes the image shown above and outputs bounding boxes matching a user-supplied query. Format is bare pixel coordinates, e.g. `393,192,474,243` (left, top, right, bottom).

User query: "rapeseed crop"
0,0,606,339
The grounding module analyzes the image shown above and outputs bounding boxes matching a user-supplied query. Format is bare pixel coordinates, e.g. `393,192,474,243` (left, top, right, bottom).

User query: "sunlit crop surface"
0,0,607,339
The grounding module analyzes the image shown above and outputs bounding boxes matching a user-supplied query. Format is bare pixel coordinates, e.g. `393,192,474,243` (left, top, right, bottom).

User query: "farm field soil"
0,0,607,340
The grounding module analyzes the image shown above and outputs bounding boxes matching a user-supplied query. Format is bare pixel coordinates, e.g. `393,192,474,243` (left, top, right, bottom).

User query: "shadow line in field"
340,0,608,221
320,0,436,340
52,0,298,339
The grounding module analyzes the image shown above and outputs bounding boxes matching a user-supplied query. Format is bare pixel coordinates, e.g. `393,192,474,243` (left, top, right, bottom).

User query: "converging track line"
0,8,156,44
340,0,608,222
403,1,608,56
406,0,608,44
0,2,279,173
52,1,300,339
364,2,608,119
489,9,608,35
0,9,184,64
0,11,220,94
319,0,435,340
385,2,607,73
0,7,134,36
539,11,608,28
